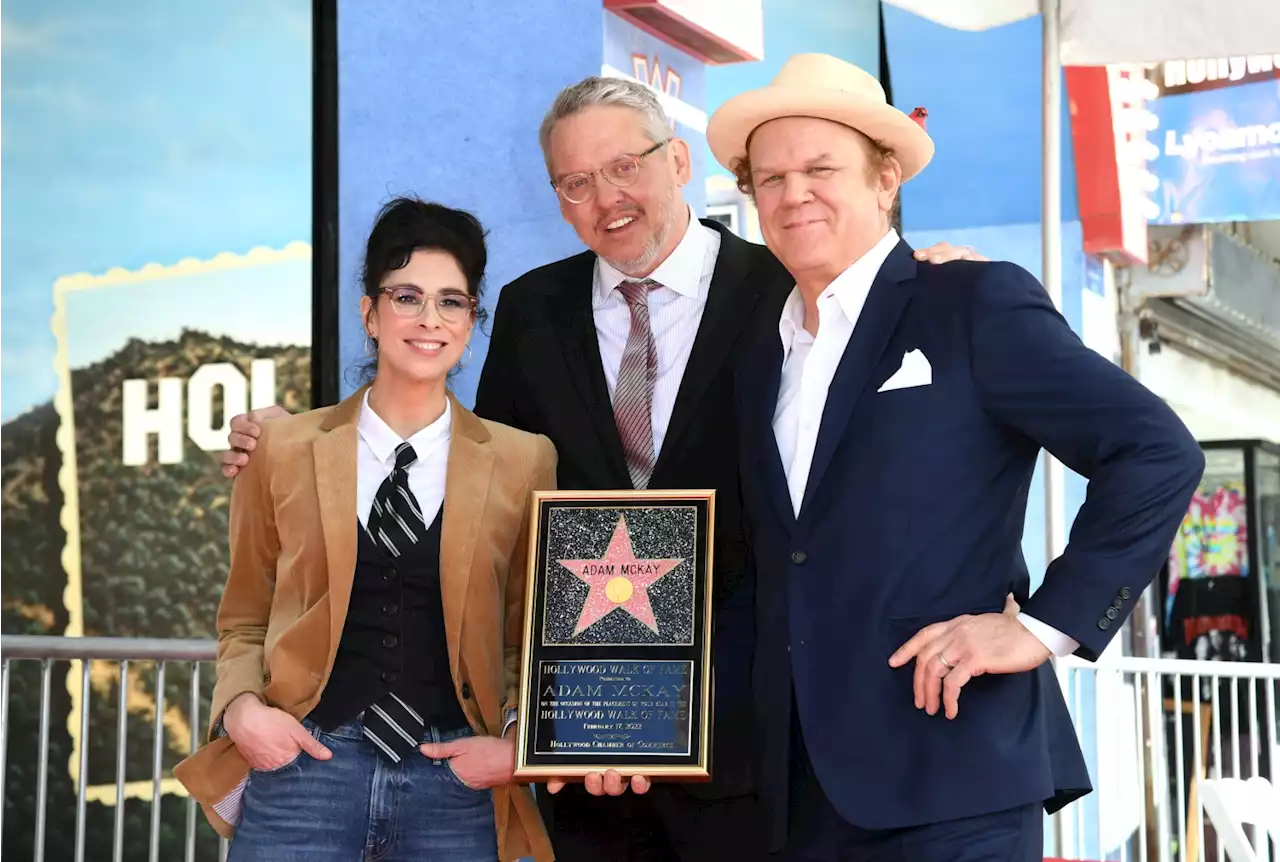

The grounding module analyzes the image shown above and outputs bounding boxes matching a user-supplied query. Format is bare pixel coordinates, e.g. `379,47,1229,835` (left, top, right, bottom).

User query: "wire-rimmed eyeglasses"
552,139,670,204
379,287,477,323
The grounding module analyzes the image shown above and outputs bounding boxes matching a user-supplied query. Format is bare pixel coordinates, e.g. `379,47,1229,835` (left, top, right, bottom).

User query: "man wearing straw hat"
705,54,1205,859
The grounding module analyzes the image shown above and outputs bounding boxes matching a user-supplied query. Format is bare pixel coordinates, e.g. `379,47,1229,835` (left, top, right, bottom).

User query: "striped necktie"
361,442,427,761
613,278,661,489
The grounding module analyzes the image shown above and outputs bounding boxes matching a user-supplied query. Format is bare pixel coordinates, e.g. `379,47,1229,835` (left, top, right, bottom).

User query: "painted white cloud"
0,17,51,54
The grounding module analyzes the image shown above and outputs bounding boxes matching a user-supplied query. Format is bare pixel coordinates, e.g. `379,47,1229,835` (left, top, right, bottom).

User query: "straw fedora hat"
706,53,934,181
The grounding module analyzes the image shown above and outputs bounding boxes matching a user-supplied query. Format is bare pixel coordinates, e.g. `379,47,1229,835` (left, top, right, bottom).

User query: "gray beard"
604,191,681,277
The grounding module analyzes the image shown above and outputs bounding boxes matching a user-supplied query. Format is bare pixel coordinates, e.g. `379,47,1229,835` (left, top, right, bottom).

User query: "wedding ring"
938,653,954,670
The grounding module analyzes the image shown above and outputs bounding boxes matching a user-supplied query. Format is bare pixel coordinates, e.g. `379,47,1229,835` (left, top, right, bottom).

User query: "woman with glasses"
175,196,557,862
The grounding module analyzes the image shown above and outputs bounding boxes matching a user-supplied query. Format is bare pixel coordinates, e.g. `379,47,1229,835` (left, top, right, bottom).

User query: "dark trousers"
543,783,771,862
777,717,1043,862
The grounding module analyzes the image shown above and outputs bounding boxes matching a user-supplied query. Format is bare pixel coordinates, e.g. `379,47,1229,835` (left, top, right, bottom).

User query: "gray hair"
538,76,672,178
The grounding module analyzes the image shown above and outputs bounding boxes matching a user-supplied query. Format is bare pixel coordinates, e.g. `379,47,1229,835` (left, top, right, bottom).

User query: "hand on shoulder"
913,241,988,265
221,404,290,478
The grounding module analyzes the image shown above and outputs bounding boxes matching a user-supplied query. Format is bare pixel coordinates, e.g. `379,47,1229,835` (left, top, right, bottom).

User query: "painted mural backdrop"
0,2,311,859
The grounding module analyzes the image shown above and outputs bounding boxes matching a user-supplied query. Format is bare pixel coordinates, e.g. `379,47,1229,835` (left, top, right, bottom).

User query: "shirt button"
382,671,398,684
383,602,399,615
383,634,398,649
461,683,473,700
791,550,808,565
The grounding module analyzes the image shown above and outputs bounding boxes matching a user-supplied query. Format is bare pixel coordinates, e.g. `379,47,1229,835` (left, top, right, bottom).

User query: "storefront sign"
1155,54,1280,97
604,0,763,64
1147,77,1280,224
1066,65,1156,264
604,12,707,134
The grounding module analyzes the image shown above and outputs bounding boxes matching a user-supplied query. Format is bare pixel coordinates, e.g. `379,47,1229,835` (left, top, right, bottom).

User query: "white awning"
882,0,1280,64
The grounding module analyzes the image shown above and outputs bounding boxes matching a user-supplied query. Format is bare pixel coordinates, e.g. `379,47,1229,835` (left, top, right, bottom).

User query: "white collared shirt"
773,229,900,516
769,230,1078,658
357,390,450,528
594,208,721,462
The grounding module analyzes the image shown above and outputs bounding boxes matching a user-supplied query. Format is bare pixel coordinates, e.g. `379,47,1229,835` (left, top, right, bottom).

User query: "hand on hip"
888,608,1051,720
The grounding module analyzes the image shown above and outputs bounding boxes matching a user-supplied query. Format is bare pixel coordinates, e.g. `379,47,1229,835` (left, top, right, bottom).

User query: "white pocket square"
877,348,932,392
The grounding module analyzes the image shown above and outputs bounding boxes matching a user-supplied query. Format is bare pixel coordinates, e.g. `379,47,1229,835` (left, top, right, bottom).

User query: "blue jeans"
229,716,497,861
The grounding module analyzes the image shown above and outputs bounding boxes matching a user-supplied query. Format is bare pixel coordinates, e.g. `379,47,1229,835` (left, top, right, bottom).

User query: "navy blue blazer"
736,241,1204,843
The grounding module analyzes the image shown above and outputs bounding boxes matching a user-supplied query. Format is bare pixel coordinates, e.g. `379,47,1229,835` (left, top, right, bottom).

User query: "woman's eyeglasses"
380,287,477,323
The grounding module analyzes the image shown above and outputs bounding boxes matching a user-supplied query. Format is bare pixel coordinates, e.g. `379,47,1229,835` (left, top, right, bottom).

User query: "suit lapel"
315,388,365,664
655,222,767,480
439,394,496,685
798,241,918,517
551,253,631,487
742,340,795,530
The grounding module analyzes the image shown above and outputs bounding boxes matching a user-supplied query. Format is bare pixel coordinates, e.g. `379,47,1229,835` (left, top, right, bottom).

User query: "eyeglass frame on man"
378,286,478,323
551,139,671,204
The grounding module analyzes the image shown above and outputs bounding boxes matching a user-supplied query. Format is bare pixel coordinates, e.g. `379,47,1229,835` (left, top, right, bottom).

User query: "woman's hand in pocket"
223,693,332,770
419,736,514,789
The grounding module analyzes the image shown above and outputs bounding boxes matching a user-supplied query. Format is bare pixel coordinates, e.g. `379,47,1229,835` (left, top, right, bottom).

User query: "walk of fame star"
557,515,684,636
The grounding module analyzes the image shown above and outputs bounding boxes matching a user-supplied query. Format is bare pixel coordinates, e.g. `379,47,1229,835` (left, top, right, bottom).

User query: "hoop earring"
457,344,473,369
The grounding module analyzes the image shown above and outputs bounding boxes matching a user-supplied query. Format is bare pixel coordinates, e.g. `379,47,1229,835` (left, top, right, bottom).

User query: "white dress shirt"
594,207,720,461
770,229,1079,657
357,391,450,528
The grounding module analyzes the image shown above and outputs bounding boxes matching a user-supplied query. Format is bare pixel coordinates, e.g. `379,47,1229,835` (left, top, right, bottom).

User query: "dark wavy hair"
353,196,490,384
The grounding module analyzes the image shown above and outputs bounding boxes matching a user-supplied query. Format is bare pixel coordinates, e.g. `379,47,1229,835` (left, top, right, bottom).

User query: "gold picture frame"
512,489,715,782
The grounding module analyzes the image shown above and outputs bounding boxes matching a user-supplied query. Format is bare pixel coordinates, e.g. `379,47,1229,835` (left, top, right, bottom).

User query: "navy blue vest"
309,507,468,730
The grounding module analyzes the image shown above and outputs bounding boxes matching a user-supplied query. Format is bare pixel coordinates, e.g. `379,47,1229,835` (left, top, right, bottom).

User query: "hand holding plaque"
512,491,715,786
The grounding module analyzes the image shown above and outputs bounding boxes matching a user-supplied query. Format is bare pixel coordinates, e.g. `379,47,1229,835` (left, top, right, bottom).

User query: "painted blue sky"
62,258,312,371
1,0,312,421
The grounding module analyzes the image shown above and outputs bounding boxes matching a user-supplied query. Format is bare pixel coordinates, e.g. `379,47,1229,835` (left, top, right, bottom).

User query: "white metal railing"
4,637,1278,861
0,635,226,862
1049,654,1280,862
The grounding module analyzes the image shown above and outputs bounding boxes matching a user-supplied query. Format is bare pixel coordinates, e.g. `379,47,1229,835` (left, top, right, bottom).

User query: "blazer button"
1112,598,1124,610
790,550,808,565
1098,617,1111,631
383,602,399,615
382,671,398,684
1105,607,1119,620
461,682,473,700
382,634,398,649
1119,587,1132,600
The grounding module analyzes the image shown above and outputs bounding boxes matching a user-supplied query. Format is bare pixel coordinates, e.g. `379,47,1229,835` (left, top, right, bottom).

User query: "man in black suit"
220,75,979,862
471,75,988,862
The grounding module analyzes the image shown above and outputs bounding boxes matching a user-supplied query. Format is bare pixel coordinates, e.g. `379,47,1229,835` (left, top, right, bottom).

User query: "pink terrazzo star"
558,515,684,636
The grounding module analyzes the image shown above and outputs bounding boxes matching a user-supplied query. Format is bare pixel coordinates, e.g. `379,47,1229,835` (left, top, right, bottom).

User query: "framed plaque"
513,490,715,781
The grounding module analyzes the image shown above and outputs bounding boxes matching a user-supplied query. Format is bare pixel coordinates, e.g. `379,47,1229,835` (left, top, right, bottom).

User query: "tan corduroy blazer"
174,387,557,862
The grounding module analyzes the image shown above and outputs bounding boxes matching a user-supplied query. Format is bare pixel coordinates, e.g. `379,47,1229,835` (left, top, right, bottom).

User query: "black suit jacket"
474,219,792,798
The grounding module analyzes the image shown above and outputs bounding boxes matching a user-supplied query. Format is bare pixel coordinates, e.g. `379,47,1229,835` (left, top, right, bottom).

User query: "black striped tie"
361,442,426,762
